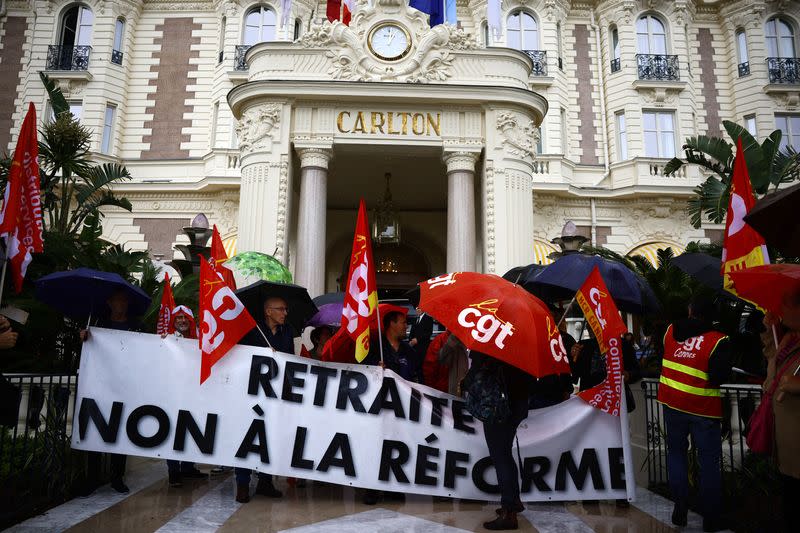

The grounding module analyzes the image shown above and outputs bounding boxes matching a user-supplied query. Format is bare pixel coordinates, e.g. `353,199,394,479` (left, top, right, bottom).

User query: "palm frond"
39,72,69,117
74,163,132,204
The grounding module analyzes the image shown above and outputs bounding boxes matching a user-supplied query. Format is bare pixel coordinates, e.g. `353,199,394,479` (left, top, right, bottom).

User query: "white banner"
72,329,635,502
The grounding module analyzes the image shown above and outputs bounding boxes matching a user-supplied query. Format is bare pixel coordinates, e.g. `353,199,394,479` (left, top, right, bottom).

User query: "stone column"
443,151,479,272
295,147,333,297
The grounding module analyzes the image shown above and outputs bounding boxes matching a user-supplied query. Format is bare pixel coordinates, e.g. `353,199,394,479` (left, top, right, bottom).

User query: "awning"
627,242,684,267
533,240,557,265
222,235,237,258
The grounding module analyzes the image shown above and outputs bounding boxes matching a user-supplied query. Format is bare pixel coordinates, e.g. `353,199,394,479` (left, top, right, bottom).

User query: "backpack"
461,359,511,424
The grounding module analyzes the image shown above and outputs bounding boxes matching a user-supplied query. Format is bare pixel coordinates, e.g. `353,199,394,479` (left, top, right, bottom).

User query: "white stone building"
1,0,797,296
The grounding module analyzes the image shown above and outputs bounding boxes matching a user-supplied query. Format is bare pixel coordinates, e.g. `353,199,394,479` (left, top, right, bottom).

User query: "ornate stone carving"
484,161,496,273
496,112,538,162
443,151,478,173
235,104,281,156
274,154,290,263
297,147,333,170
640,88,680,107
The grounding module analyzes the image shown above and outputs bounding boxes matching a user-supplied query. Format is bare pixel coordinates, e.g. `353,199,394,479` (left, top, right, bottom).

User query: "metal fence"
0,373,99,528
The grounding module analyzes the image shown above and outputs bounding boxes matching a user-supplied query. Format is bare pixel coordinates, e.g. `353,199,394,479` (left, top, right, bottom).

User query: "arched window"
482,21,489,46
610,25,621,72
736,28,749,76
218,17,226,63
765,17,796,58
636,14,667,54
243,6,276,45
556,22,563,69
112,18,125,65
293,18,302,40
60,4,94,48
507,10,538,51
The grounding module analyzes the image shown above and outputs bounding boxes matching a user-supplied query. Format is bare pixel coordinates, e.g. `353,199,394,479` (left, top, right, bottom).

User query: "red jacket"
423,332,450,393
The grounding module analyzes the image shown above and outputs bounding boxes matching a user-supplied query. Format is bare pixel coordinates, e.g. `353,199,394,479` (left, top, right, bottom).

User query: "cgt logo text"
589,288,608,329
457,301,514,349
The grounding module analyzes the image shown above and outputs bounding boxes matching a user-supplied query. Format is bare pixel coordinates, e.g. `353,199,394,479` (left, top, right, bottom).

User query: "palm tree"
664,120,800,228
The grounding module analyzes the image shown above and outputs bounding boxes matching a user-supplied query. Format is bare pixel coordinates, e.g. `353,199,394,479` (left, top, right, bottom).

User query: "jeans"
234,467,272,485
86,451,126,485
482,398,528,509
663,406,722,521
166,460,197,473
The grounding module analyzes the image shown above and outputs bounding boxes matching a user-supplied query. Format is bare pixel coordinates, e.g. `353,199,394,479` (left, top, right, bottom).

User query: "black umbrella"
312,292,345,306
670,253,724,292
235,281,318,336
744,182,800,257
502,263,546,286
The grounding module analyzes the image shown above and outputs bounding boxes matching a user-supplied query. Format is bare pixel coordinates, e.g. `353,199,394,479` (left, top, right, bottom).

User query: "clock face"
368,23,411,61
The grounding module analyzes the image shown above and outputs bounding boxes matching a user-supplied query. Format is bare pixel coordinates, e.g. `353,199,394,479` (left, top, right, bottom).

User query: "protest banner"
73,328,635,502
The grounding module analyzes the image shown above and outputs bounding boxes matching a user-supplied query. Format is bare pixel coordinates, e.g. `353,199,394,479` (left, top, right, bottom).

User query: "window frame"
615,111,628,161
765,16,797,58
101,103,116,155
242,5,277,46
506,9,539,51
642,110,677,158
744,114,757,137
636,14,668,55
775,113,800,151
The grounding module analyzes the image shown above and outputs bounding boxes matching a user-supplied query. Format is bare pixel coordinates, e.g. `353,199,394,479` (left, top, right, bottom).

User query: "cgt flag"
575,266,627,416
199,256,255,384
0,103,43,293
157,273,176,336
721,137,769,301
210,225,236,290
341,199,378,362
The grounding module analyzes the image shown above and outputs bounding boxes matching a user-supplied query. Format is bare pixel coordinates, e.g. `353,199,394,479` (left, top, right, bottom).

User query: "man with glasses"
234,296,294,503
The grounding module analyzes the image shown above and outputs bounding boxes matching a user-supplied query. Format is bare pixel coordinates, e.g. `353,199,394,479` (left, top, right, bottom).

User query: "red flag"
326,0,352,25
157,273,176,336
2,103,43,293
575,266,628,416
721,137,769,301
210,225,236,290
199,256,256,384
341,199,378,362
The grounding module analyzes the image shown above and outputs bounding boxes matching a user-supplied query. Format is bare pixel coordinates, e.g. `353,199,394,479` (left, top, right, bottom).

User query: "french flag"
410,0,457,26
327,0,355,25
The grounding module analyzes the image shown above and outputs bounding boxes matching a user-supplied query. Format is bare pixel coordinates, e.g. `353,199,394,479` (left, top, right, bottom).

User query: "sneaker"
111,479,130,494
672,503,688,527
254,479,282,498
484,509,518,530
168,471,183,488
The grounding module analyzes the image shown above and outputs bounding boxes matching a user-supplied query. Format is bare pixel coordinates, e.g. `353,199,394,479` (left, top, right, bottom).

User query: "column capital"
442,151,479,174
296,147,333,170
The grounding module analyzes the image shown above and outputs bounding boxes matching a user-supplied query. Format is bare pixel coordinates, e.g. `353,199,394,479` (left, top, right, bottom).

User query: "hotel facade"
0,0,797,296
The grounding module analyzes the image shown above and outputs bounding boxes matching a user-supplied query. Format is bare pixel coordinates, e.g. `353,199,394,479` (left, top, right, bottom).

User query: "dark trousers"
234,467,272,485
166,460,196,473
782,474,800,532
663,406,722,521
87,451,126,485
482,399,527,509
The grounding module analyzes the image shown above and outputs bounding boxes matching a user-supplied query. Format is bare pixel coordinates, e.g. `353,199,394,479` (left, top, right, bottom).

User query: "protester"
569,332,604,391
0,316,18,349
438,333,469,395
308,325,334,360
79,289,143,495
422,331,450,393
657,295,731,532
762,287,800,533
234,296,291,503
465,350,531,530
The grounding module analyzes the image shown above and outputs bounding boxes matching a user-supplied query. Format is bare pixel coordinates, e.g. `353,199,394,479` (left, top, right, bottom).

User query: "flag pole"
375,302,385,367
0,256,8,311
557,296,577,328
255,323,274,350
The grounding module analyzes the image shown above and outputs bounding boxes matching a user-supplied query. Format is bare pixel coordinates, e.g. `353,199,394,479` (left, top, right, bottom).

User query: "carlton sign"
336,110,442,137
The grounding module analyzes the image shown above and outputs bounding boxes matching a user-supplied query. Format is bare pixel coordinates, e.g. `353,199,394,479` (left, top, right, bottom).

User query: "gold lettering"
400,112,410,135
352,112,366,133
336,111,350,133
387,112,400,134
370,112,386,134
426,113,441,136
412,113,425,135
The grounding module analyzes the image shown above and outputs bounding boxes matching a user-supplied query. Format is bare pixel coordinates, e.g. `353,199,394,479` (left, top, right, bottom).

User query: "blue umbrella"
528,253,661,314
34,267,152,319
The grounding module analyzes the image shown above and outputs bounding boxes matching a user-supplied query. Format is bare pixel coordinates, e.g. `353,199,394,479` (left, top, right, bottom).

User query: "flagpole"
375,303,385,367
557,296,577,328
255,323,274,350
0,256,8,311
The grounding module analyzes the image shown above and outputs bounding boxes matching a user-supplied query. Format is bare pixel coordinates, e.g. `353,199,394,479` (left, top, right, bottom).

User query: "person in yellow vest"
658,295,731,533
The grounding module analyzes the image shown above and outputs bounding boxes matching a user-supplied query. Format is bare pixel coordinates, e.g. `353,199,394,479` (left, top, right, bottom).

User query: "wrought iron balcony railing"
636,53,680,81
767,57,800,84
46,45,92,71
738,61,750,77
610,57,621,73
234,45,251,71
521,50,547,76
218,50,224,64
111,49,123,66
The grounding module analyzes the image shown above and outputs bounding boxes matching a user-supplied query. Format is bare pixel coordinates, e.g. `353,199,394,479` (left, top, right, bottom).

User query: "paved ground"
7,459,729,532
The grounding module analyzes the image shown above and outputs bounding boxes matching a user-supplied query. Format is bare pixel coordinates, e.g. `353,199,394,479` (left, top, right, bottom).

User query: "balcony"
111,49,123,66
737,61,750,77
46,45,92,71
521,50,547,77
767,57,800,84
636,54,679,81
234,45,252,71
610,57,621,73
